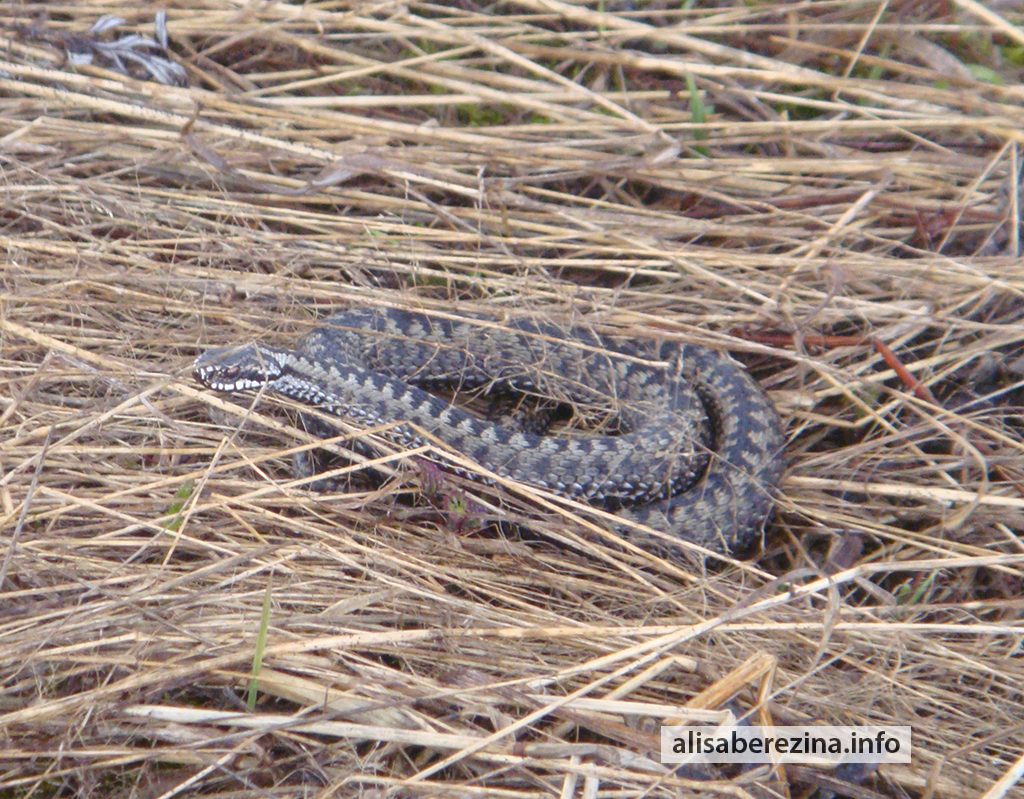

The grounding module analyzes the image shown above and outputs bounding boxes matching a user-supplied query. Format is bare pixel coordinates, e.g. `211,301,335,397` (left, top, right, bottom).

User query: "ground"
1,2,1023,797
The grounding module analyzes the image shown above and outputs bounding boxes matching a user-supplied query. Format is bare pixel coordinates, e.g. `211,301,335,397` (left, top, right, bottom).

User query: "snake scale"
193,308,785,555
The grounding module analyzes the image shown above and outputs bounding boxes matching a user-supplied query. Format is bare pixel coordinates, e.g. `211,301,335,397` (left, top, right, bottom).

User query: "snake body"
193,309,785,554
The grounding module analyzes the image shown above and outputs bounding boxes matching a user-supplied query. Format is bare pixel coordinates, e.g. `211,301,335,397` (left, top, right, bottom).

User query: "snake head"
192,343,288,391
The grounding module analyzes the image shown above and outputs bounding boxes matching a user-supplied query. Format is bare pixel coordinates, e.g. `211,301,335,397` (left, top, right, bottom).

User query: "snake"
192,308,785,555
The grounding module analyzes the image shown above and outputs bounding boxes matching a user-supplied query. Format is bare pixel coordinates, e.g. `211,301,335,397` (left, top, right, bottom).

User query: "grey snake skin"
193,309,785,554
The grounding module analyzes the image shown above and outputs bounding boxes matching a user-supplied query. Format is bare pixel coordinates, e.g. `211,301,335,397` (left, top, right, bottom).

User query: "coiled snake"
193,309,785,555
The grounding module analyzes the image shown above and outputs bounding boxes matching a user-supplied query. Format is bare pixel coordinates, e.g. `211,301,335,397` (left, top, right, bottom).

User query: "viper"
193,309,785,555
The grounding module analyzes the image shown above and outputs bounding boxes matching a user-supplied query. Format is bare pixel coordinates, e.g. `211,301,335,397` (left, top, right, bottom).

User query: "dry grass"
2,1,1024,797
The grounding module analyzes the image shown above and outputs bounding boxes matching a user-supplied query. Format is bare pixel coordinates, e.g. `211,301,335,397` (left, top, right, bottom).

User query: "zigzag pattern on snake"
193,308,785,554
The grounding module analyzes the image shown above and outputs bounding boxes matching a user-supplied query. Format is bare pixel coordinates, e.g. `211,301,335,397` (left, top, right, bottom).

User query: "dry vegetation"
2,1,1024,797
